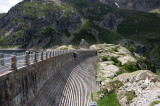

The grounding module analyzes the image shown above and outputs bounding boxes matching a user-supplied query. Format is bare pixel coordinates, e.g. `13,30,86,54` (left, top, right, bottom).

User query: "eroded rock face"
114,70,155,83
93,13,123,31
113,70,160,105
99,0,160,12
117,39,151,55
0,0,81,48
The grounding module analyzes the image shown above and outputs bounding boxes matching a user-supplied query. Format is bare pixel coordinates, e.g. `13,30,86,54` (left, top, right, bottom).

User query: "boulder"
135,71,154,82
103,65,119,73
118,55,137,65
114,70,155,83
152,75,160,82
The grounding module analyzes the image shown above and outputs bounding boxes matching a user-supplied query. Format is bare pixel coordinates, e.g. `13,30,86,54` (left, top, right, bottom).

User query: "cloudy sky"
0,0,22,13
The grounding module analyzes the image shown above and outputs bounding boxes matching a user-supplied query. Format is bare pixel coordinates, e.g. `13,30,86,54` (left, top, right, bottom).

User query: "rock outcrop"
0,0,81,48
92,43,160,106
115,70,160,106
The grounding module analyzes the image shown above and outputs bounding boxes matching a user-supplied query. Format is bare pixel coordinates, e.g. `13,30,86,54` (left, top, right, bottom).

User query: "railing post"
34,52,37,63
55,50,57,56
58,50,59,56
10,53,17,71
59,50,61,55
62,50,64,54
41,52,43,61
46,52,48,59
51,50,53,57
25,53,29,66
0,53,4,66
49,51,51,58
52,50,54,57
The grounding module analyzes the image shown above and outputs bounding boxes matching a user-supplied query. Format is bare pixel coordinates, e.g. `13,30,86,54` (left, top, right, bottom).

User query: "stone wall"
0,50,97,106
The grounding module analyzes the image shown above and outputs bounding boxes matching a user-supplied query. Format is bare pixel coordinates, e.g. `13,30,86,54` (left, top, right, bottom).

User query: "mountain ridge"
100,0,160,12
0,0,160,67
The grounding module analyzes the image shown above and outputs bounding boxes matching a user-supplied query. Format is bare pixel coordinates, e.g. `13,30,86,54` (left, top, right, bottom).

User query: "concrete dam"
0,50,99,106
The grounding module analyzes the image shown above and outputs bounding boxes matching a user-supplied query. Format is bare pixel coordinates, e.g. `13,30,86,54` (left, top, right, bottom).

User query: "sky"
0,0,22,13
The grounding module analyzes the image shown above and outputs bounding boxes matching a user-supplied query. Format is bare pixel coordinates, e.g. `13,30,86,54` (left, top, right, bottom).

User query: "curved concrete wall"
0,51,97,106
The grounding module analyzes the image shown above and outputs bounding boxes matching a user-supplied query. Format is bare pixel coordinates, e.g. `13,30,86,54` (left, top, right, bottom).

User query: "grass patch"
122,62,138,72
126,46,136,53
108,80,123,92
96,62,100,72
116,67,126,75
110,57,122,67
112,46,119,52
125,90,137,104
116,71,124,76
117,53,126,56
98,93,121,106
91,92,94,101
102,56,108,61
157,70,160,75
136,56,156,73
150,101,160,106
72,45,79,49
107,77,114,79
96,80,123,106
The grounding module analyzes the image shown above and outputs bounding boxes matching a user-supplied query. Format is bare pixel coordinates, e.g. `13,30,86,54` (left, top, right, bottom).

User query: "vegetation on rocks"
126,46,136,53
98,93,121,106
92,80,123,106
122,62,138,72
125,90,137,104
102,56,108,62
92,43,160,105
110,57,122,67
150,101,160,106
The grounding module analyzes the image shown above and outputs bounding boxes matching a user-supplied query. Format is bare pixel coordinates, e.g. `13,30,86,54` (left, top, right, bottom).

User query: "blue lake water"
0,50,26,64
0,50,25,57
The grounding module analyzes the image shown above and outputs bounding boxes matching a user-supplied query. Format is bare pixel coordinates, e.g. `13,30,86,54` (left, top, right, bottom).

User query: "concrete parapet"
25,54,29,66
0,50,97,106
34,52,37,63
40,52,43,61
10,53,17,71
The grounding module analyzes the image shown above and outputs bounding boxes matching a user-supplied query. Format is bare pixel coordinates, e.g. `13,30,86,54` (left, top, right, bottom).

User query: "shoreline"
0,48,26,50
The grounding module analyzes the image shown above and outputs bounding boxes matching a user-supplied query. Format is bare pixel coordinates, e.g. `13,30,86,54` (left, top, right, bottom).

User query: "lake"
0,50,26,59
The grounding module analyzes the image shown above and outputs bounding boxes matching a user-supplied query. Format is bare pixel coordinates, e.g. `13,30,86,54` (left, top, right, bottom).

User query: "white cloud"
0,0,22,13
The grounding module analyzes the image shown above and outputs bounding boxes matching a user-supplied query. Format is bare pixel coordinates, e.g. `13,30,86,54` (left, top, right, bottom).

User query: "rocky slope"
100,0,160,12
0,0,81,48
90,43,160,106
0,0,160,48
0,13,6,18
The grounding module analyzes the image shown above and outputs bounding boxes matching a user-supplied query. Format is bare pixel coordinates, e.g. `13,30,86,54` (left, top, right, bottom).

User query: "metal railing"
0,50,96,74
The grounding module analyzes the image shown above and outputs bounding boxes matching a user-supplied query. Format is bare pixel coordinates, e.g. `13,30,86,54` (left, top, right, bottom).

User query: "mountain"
0,0,160,67
0,13,6,18
99,0,160,12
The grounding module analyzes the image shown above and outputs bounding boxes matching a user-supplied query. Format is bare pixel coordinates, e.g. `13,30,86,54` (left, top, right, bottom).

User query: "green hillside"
0,0,160,66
